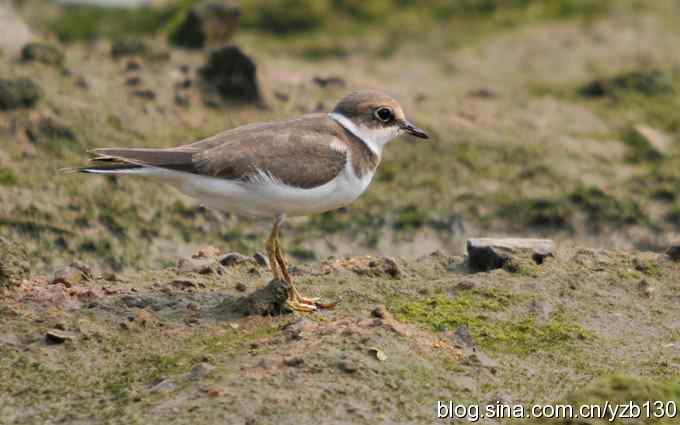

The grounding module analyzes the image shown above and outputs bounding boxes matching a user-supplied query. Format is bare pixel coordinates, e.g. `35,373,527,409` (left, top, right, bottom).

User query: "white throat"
328,112,400,157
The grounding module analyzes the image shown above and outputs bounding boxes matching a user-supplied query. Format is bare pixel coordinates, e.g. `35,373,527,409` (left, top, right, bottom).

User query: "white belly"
167,165,374,218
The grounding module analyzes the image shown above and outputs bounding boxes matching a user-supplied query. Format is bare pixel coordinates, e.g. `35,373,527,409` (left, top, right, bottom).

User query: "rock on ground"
466,238,555,271
0,78,42,110
21,42,65,67
667,244,680,261
169,0,240,49
219,252,255,267
215,279,289,318
198,45,261,105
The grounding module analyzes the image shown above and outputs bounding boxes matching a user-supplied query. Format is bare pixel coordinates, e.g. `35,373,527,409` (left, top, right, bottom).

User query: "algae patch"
391,290,590,354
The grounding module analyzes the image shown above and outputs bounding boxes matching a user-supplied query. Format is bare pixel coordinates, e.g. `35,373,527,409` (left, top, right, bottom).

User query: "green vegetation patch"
0,168,18,186
42,0,626,43
46,5,177,42
577,68,680,153
0,237,30,290
528,375,680,424
390,289,590,354
0,322,279,423
496,186,644,232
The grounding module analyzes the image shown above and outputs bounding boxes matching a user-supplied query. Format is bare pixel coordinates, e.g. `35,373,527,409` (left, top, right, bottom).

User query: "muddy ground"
2,245,680,424
2,0,680,424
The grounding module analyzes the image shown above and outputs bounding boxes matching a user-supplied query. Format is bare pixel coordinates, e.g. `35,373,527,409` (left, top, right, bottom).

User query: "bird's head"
330,90,428,155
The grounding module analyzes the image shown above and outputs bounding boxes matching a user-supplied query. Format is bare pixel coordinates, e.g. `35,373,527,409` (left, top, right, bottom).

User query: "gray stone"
51,266,83,286
148,378,176,393
169,0,240,49
45,329,76,344
667,245,680,261
177,257,221,274
466,238,555,271
453,325,475,347
219,252,253,267
253,252,269,268
283,356,305,367
186,362,216,381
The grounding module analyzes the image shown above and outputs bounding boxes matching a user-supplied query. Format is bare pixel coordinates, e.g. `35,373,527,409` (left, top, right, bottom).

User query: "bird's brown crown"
332,90,406,129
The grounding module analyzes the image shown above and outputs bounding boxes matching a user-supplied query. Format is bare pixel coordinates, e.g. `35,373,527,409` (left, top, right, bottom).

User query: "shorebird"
74,90,428,312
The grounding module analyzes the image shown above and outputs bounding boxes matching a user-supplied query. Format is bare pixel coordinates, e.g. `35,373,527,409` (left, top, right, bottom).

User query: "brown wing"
192,116,348,189
88,114,348,189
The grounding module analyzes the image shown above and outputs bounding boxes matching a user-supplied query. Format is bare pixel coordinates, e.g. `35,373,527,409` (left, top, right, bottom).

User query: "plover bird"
73,90,428,312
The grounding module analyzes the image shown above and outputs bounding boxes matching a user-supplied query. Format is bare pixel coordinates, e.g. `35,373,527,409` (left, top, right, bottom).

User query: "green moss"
0,168,17,186
0,237,30,289
665,204,680,228
21,42,65,67
0,321,279,423
335,0,395,20
569,186,643,226
579,69,675,99
497,198,571,229
528,375,680,424
503,257,540,277
578,69,680,135
633,257,662,277
100,352,183,398
394,204,430,231
308,211,346,234
301,44,350,61
25,116,78,155
391,291,590,354
46,5,176,42
241,0,332,34
498,185,644,232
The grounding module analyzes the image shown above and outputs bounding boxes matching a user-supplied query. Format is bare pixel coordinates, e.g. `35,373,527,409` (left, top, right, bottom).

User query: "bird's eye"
375,107,393,123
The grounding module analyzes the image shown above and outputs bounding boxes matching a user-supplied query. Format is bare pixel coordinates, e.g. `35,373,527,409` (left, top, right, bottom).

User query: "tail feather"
89,148,196,172
75,164,146,174
63,147,197,176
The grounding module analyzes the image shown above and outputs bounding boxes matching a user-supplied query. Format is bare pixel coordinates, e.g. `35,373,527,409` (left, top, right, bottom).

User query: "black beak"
400,121,429,139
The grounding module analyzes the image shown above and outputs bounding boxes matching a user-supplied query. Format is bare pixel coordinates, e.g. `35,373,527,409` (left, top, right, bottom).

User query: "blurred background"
2,0,680,273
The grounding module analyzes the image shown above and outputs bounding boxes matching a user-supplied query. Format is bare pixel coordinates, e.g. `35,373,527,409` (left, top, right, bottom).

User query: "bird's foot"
285,297,318,313
285,291,338,313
